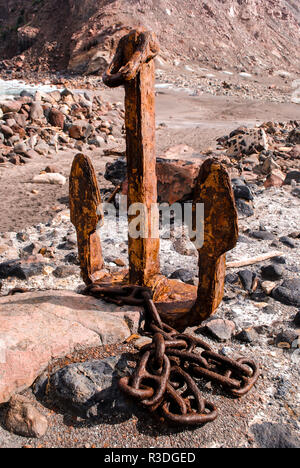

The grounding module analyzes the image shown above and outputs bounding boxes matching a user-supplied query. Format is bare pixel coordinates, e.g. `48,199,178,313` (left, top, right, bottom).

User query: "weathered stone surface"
251,423,300,449
261,264,284,281
0,100,22,114
202,318,236,342
0,290,142,403
0,257,45,280
50,356,133,418
48,108,65,129
5,394,48,438
272,286,300,307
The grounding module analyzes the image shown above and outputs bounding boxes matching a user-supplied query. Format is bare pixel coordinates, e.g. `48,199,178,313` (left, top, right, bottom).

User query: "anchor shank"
125,59,160,285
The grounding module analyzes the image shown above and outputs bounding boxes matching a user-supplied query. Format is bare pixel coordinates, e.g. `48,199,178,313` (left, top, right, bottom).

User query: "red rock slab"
0,290,142,403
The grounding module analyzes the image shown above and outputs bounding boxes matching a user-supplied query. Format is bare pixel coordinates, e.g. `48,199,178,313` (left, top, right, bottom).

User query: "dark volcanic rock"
50,356,133,418
261,264,284,281
272,286,300,307
233,184,253,201
235,328,258,344
235,199,254,217
0,257,45,280
284,171,300,185
238,269,255,291
275,329,299,348
169,268,195,284
294,311,300,326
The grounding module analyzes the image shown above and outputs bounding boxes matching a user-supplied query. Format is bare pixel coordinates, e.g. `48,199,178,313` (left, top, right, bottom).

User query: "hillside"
0,0,299,75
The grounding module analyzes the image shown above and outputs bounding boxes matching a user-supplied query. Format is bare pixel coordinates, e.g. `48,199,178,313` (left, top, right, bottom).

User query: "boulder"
0,290,142,403
50,356,132,418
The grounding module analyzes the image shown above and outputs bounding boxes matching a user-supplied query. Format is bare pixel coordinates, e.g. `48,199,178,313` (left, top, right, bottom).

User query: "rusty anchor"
69,28,238,329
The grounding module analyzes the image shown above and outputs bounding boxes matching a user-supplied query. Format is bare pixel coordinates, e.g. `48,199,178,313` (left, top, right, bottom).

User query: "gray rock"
272,286,300,307
5,394,48,438
238,269,255,291
294,311,300,326
235,199,254,217
235,328,258,344
261,264,284,281
169,268,195,284
279,236,296,249
202,318,236,342
251,423,299,448
50,356,133,418
53,265,79,278
275,329,299,349
250,230,276,241
0,258,45,280
284,171,300,185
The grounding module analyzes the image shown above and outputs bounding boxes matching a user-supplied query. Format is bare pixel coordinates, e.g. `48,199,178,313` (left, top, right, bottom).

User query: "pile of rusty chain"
84,284,260,426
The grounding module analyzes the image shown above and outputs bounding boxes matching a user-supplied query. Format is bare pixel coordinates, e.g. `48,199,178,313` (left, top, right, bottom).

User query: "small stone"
5,395,48,438
279,236,296,249
261,281,276,295
113,258,126,267
202,318,236,342
238,269,255,291
284,171,300,185
272,256,286,265
250,230,276,241
293,311,300,326
261,264,284,281
272,286,300,307
225,273,239,284
275,330,299,349
250,291,270,303
169,268,195,284
235,328,258,344
251,423,300,449
134,336,152,349
0,257,45,280
233,184,253,201
48,108,65,129
53,265,79,278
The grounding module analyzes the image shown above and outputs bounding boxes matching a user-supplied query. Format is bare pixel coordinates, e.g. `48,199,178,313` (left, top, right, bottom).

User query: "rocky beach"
0,0,299,450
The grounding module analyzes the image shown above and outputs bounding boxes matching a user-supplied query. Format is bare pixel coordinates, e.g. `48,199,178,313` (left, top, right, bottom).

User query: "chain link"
85,283,260,426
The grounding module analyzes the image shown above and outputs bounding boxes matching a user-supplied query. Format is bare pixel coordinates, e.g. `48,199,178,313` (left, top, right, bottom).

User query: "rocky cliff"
0,0,299,74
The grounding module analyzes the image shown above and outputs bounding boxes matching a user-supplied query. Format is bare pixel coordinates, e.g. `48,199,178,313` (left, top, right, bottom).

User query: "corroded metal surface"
104,28,160,286
69,153,104,285
85,283,260,426
191,158,239,322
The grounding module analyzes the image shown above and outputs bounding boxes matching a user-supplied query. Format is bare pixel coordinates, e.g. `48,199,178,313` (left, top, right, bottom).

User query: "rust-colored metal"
69,153,104,285
89,284,260,426
191,158,239,322
67,30,239,328
103,28,160,286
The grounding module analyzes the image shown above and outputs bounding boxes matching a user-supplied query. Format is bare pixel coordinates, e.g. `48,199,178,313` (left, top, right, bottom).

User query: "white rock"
32,173,67,185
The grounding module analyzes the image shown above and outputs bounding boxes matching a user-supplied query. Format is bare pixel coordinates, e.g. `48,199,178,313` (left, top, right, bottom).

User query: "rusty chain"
84,283,260,426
